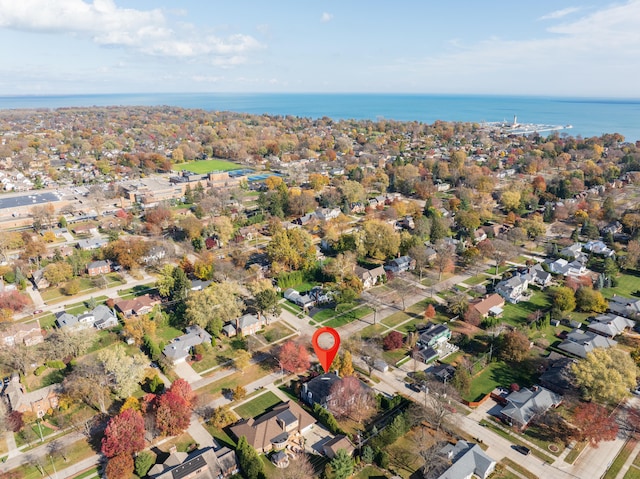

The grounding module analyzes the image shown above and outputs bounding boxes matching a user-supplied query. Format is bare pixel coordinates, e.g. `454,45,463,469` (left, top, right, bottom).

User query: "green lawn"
500,291,550,327
603,440,638,479
172,158,241,173
465,361,535,402
203,423,236,448
463,274,490,286
381,310,412,328
324,306,373,328
359,323,387,340
234,391,281,418
602,271,640,299
354,465,390,478
155,324,184,343
382,348,409,366
13,439,94,479
624,467,640,479
41,275,125,303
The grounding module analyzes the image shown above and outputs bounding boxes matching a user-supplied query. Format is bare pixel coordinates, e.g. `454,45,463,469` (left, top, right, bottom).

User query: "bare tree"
274,453,317,479
432,240,456,281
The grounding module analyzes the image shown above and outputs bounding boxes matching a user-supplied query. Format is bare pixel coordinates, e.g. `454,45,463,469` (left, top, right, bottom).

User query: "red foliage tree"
424,304,436,320
101,409,146,458
0,290,29,312
105,453,134,479
6,411,24,432
463,307,482,327
168,378,195,408
383,331,404,351
278,341,310,373
328,376,375,423
573,402,619,447
155,391,191,436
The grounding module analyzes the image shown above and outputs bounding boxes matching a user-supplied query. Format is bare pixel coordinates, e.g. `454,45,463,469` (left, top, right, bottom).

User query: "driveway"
173,361,203,384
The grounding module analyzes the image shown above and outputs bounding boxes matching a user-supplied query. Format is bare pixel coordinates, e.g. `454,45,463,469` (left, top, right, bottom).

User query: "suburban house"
557,329,617,359
469,294,505,319
354,265,386,290
587,314,635,338
539,356,576,394
72,224,98,235
384,255,415,273
494,275,529,303
559,243,587,262
301,372,341,409
283,288,315,309
436,440,497,479
76,238,108,250
162,325,212,364
0,319,44,347
415,322,456,364
86,260,111,277
114,294,158,318
190,279,212,291
472,228,488,244
222,313,266,337
229,401,315,454
499,386,562,430
523,263,553,288
583,240,615,258
147,446,238,479
608,295,640,319
315,207,341,222
55,304,118,330
31,268,50,290
2,374,60,418
301,372,372,411
548,258,588,277
323,435,355,458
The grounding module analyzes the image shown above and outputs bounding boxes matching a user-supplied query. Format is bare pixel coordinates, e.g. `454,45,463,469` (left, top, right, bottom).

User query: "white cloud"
0,0,263,62
321,12,333,23
539,6,581,20
381,0,640,96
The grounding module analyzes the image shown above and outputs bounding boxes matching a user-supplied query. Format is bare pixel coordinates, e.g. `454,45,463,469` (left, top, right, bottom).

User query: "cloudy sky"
0,0,639,97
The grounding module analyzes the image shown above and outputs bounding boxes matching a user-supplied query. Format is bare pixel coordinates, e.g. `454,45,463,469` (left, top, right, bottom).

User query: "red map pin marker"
312,327,341,374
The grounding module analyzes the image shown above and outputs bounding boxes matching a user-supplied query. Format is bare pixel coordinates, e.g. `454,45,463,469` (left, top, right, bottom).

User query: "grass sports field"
172,158,241,173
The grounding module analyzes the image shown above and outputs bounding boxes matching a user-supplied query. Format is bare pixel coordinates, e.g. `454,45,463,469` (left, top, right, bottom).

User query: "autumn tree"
497,330,530,362
211,215,234,245
488,238,518,275
339,350,355,378
328,376,376,424
168,379,195,408
155,391,191,436
383,331,405,351
185,282,243,337
361,219,400,260
123,315,156,346
98,345,148,399
43,262,73,287
572,348,637,404
550,286,576,315
575,287,608,313
432,239,456,281
274,453,316,479
266,228,317,271
424,304,436,320
105,454,134,479
572,402,619,447
103,238,149,270
278,341,310,373
234,350,252,374
101,409,145,458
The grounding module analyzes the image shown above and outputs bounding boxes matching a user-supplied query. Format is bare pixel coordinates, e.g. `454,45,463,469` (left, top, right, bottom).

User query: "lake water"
1,93,639,141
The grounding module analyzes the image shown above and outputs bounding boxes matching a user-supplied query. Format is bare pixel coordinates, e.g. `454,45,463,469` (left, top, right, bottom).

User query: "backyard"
233,390,281,418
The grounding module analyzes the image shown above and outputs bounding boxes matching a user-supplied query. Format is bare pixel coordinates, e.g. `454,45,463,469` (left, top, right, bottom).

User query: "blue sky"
0,0,639,97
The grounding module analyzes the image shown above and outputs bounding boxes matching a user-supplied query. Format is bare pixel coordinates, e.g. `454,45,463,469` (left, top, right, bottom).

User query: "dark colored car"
513,445,530,455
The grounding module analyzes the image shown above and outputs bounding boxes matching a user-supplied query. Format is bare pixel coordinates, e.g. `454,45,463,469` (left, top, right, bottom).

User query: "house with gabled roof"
2,374,60,418
500,386,562,430
55,304,117,330
162,325,212,364
87,260,110,277
354,265,386,290
147,446,238,479
384,255,415,273
608,295,640,319
437,440,496,479
557,329,617,359
586,314,635,338
469,294,504,318
229,401,315,454
494,274,529,303
323,435,355,459
114,294,158,318
0,319,44,347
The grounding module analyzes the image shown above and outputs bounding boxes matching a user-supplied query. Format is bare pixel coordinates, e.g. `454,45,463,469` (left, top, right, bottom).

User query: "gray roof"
87,260,109,269
148,446,236,479
302,372,341,406
438,440,496,479
237,313,260,329
501,386,562,428
163,325,212,360
558,329,617,358
587,314,635,337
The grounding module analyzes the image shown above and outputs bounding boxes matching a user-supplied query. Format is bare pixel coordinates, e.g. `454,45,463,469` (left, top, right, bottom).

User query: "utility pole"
50,455,58,479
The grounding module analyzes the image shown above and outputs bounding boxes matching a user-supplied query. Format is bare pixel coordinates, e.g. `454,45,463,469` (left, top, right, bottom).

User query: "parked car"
33,309,43,315
513,445,530,455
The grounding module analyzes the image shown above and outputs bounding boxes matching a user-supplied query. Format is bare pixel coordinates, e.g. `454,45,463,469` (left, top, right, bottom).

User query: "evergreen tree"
236,436,265,479
329,449,354,479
